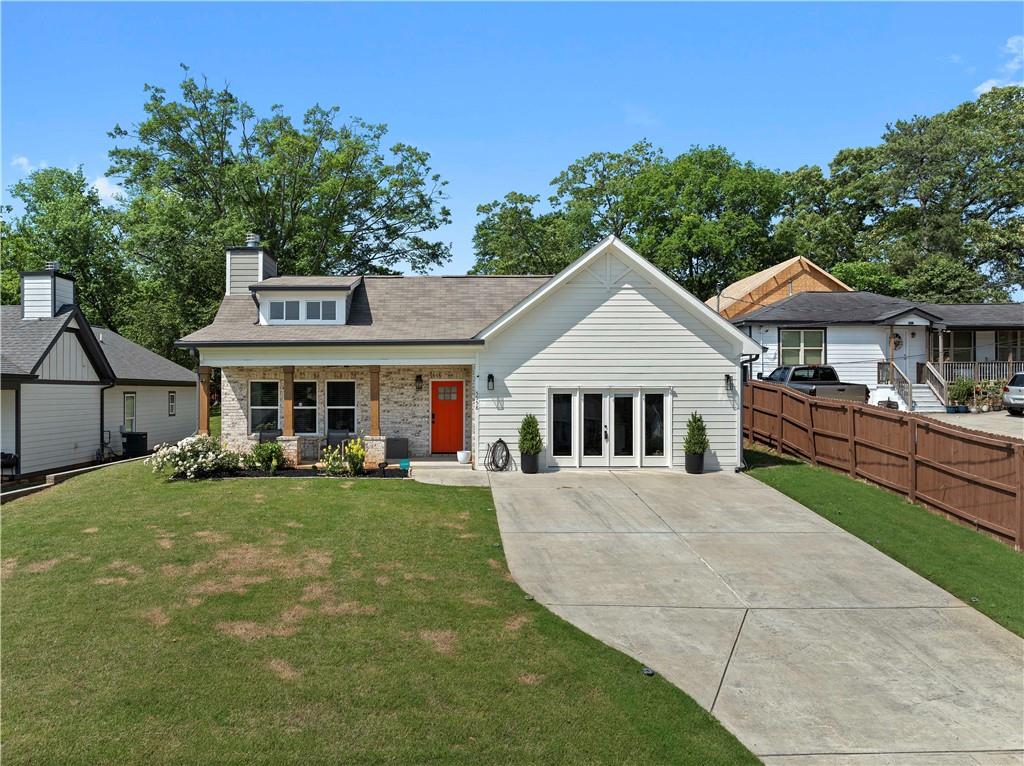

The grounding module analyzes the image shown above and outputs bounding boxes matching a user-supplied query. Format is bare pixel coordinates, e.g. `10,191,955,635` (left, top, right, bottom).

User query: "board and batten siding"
35,329,99,381
476,259,744,471
103,386,198,449
18,383,100,474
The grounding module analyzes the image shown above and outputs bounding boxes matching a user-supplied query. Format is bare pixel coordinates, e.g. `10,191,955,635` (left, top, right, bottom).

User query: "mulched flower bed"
234,466,409,479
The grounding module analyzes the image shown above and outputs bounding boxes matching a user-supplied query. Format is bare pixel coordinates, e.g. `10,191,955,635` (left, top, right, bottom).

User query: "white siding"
35,330,99,381
476,252,743,471
21,275,54,319
19,384,101,474
1,390,15,454
103,386,197,451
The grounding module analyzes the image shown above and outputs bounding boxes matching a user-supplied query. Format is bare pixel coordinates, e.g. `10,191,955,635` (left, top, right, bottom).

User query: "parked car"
761,365,870,403
1004,373,1024,416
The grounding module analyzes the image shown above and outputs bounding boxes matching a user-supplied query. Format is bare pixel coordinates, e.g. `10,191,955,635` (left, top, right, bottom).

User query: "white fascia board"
476,235,763,356
198,344,479,368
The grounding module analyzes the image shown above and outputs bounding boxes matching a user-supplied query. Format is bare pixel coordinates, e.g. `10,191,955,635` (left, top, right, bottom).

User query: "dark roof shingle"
178,276,551,346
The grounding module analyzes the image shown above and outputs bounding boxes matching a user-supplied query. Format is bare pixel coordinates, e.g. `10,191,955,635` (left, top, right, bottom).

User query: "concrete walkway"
488,469,1024,765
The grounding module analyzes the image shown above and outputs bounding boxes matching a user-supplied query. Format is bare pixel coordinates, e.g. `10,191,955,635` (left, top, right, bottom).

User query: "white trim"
476,235,762,356
428,379,466,454
168,390,177,417
292,380,318,435
123,391,137,432
325,379,357,434
547,388,578,468
248,379,280,434
639,388,671,467
225,250,231,296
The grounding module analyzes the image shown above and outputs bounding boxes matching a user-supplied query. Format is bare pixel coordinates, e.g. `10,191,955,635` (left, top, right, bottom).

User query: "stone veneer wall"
219,364,473,458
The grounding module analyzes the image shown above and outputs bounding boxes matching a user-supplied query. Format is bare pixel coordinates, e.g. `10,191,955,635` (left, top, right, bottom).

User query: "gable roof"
177,276,551,347
707,256,852,318
1,304,193,385
733,291,1022,329
477,236,764,355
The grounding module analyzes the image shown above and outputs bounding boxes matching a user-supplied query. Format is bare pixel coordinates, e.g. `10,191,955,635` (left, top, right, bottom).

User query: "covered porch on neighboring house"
911,328,1024,406
196,363,475,468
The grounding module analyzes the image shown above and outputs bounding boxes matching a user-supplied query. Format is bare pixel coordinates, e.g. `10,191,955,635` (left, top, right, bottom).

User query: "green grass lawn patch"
209,405,221,440
745,447,1024,637
1,462,756,765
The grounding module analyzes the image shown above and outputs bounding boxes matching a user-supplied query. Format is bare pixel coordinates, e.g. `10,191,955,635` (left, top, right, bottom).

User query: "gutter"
99,380,116,458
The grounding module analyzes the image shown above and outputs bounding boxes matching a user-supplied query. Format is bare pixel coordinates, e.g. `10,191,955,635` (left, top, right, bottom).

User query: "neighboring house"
735,291,1024,412
1,267,198,477
707,255,852,320
178,236,762,471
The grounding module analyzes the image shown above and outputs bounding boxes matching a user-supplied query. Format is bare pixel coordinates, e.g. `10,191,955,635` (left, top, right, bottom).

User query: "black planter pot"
684,452,705,475
521,452,539,474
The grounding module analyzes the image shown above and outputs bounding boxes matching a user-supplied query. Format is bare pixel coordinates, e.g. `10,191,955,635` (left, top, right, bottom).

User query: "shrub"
320,444,346,476
518,414,542,456
683,412,709,455
146,435,239,480
243,442,287,474
948,376,975,404
343,437,367,475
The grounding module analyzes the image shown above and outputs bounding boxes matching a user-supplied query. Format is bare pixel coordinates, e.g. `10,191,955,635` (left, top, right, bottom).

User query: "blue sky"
3,2,1021,274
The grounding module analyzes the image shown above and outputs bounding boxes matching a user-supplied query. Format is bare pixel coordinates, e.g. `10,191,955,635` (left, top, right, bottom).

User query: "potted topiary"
683,412,709,474
518,414,542,474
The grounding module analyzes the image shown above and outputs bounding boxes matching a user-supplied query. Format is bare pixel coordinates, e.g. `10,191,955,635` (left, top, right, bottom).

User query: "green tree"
2,168,129,330
829,261,907,296
470,193,572,275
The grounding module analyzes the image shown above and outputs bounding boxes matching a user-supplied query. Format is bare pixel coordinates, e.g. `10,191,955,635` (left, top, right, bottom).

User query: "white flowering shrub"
146,435,240,480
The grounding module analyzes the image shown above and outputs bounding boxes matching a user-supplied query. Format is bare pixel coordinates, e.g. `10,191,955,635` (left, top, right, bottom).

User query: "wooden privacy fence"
743,381,1024,549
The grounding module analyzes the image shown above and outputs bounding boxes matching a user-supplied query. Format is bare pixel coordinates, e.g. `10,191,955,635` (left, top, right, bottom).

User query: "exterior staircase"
910,384,946,413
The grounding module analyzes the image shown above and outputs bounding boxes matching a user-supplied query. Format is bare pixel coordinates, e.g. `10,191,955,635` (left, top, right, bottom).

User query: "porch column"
369,365,381,436
938,331,945,379
282,366,294,436
197,366,211,436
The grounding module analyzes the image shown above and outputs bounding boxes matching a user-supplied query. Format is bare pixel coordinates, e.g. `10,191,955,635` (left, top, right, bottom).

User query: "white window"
780,329,825,365
932,331,975,362
168,391,176,417
326,381,356,433
996,330,1023,362
304,300,338,322
250,381,280,433
293,381,317,434
268,300,300,322
123,392,137,432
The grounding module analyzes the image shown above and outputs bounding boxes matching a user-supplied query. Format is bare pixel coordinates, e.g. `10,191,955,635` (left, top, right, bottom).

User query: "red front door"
431,380,463,453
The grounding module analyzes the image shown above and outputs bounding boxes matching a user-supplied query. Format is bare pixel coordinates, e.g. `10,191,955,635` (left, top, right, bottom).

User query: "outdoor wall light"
487,373,495,391
724,373,733,387
415,375,424,391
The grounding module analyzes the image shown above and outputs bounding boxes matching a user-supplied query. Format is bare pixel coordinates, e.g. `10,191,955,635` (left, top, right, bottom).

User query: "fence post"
776,388,784,454
1016,443,1023,552
908,418,917,503
847,404,857,477
807,395,817,466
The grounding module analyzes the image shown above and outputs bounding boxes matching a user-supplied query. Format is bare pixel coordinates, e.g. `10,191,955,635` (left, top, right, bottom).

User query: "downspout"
250,289,260,324
736,352,761,471
100,381,115,458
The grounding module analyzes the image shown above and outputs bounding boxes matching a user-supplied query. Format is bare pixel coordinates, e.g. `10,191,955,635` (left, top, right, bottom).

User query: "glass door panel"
643,392,668,466
610,393,638,466
551,393,573,458
581,392,607,466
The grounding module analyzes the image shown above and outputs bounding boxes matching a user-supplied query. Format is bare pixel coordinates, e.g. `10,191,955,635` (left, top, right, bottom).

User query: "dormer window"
267,300,339,323
305,300,337,321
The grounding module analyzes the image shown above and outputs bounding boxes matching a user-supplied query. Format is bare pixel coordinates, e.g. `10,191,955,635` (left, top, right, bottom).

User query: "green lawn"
209,405,221,439
1,462,756,765
745,447,1024,637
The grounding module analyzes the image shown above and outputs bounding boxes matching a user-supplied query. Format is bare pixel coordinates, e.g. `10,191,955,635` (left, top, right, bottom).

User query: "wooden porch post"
282,366,294,436
938,331,945,381
369,365,381,436
198,366,211,436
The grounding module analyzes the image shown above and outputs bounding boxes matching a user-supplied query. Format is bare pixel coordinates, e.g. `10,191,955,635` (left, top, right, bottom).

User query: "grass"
745,447,1024,637
209,405,221,440
1,462,756,765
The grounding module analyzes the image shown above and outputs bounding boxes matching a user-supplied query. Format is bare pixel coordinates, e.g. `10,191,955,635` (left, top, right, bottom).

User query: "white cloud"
948,53,963,65
10,155,47,174
91,176,123,205
973,35,1024,95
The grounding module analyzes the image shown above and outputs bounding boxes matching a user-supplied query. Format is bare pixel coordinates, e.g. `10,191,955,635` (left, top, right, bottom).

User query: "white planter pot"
456,450,472,464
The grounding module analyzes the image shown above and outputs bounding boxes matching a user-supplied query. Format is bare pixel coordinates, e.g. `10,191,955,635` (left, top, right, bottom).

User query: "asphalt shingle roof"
178,276,552,345
1,304,194,384
734,291,1023,329
250,276,362,290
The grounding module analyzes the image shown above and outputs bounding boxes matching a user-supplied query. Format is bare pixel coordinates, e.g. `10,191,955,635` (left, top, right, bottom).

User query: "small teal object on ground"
399,459,410,471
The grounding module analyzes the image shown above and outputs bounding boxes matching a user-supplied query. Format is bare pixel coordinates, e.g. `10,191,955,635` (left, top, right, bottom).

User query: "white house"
735,291,1024,412
1,268,198,477
178,236,763,471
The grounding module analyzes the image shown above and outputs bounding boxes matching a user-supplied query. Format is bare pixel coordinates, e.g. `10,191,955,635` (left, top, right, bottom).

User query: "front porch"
198,364,474,467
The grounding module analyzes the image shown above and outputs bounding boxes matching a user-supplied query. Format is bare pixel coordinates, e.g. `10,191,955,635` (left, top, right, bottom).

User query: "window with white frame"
268,300,300,322
996,330,1023,362
293,381,317,434
931,331,975,362
168,391,176,417
123,392,137,432
326,381,356,433
304,300,337,321
250,381,280,432
779,329,825,365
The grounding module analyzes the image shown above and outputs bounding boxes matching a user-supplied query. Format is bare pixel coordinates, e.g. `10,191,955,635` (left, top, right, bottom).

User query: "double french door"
549,389,669,468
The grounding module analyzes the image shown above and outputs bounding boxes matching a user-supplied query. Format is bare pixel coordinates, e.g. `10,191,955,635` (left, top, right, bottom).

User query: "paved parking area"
490,469,1024,764
922,410,1023,440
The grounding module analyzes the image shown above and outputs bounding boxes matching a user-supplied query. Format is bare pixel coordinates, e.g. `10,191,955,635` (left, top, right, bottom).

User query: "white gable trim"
476,235,763,356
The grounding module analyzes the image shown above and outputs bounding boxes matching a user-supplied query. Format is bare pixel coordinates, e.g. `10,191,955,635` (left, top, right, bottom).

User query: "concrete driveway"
922,410,1024,441
489,469,1024,765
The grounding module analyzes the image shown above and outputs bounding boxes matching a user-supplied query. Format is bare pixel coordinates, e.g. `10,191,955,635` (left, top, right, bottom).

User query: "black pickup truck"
761,365,870,402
